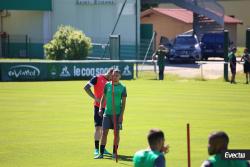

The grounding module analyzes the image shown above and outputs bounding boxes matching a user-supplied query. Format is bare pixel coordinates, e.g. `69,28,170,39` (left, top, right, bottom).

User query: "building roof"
141,8,243,24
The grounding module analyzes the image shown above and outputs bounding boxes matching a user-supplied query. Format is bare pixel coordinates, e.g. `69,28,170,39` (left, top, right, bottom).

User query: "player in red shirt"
84,69,113,156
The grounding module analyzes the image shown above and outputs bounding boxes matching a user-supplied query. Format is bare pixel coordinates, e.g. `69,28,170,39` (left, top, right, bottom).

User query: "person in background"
152,45,169,80
241,48,250,84
228,47,237,84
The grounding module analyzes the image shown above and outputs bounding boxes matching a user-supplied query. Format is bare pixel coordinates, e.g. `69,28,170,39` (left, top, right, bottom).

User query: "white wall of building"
2,0,140,45
43,11,52,43
0,0,140,58
51,0,139,45
218,0,250,46
3,10,43,43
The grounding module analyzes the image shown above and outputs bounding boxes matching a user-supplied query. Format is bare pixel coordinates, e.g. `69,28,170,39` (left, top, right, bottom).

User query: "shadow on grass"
119,154,133,162
118,155,134,167
103,154,133,162
166,62,200,69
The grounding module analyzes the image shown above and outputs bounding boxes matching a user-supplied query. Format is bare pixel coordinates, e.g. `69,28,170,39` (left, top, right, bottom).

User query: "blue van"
200,33,224,60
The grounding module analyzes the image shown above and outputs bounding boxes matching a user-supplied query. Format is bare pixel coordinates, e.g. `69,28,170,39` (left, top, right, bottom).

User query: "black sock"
113,145,119,154
100,145,105,155
95,140,99,150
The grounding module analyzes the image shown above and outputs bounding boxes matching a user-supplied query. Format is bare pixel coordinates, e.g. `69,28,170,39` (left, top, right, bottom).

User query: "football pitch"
0,73,249,167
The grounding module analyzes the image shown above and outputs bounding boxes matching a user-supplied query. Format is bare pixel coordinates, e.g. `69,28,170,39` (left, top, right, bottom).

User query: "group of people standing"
84,68,127,159
152,44,250,84
228,47,250,84
82,46,249,167
83,68,249,167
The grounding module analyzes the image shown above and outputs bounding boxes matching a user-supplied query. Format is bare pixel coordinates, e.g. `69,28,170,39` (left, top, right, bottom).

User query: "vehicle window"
160,36,171,47
175,37,196,45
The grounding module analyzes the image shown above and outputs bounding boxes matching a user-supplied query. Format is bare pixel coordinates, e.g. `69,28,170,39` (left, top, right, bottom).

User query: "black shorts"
244,63,250,73
94,106,105,127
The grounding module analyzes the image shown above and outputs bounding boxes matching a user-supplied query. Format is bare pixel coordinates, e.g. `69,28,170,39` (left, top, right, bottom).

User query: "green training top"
103,82,127,115
228,52,236,62
208,154,249,167
156,50,166,66
133,150,163,167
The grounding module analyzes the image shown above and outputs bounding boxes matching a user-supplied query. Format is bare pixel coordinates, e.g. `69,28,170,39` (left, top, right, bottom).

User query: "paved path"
139,59,243,79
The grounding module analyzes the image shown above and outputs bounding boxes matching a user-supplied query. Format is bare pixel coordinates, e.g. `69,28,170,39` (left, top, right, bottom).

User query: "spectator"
152,45,169,80
228,47,237,84
241,48,250,84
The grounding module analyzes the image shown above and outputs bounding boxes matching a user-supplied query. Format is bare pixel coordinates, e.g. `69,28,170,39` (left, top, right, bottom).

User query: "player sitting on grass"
133,129,169,167
201,131,250,167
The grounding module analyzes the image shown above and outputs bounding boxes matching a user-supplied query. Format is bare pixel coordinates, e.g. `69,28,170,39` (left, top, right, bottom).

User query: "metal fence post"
200,62,204,80
7,34,10,57
224,30,229,81
246,28,250,50
109,35,120,60
25,35,28,58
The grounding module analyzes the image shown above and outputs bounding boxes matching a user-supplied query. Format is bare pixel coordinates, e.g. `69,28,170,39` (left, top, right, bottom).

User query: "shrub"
44,25,92,60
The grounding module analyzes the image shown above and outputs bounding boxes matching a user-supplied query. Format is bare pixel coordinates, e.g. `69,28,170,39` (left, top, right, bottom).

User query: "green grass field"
0,73,249,167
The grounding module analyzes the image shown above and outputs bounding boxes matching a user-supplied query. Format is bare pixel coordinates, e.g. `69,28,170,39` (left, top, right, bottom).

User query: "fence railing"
0,34,45,59
1,34,155,61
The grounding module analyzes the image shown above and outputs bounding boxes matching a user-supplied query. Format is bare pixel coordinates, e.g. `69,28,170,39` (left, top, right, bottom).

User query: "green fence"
1,35,44,59
0,61,134,81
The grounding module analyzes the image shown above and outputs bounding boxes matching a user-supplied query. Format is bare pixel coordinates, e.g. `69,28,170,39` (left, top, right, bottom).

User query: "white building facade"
0,0,140,59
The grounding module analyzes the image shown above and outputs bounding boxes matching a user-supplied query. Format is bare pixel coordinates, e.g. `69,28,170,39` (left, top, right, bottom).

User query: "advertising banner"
1,63,48,81
0,62,134,81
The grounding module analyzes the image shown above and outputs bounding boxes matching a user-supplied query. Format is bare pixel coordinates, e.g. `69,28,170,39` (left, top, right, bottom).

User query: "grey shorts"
102,115,122,130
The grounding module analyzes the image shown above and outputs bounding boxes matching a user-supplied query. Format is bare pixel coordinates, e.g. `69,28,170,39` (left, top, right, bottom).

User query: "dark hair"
208,131,229,155
231,47,237,52
106,68,114,75
209,131,229,144
147,129,164,147
113,69,121,74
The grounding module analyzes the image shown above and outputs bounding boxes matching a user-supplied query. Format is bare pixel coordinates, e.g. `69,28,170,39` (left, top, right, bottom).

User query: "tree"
141,3,159,11
44,25,92,60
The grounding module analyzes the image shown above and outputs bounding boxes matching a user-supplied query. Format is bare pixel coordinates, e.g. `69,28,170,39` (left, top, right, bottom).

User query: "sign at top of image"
76,0,115,5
